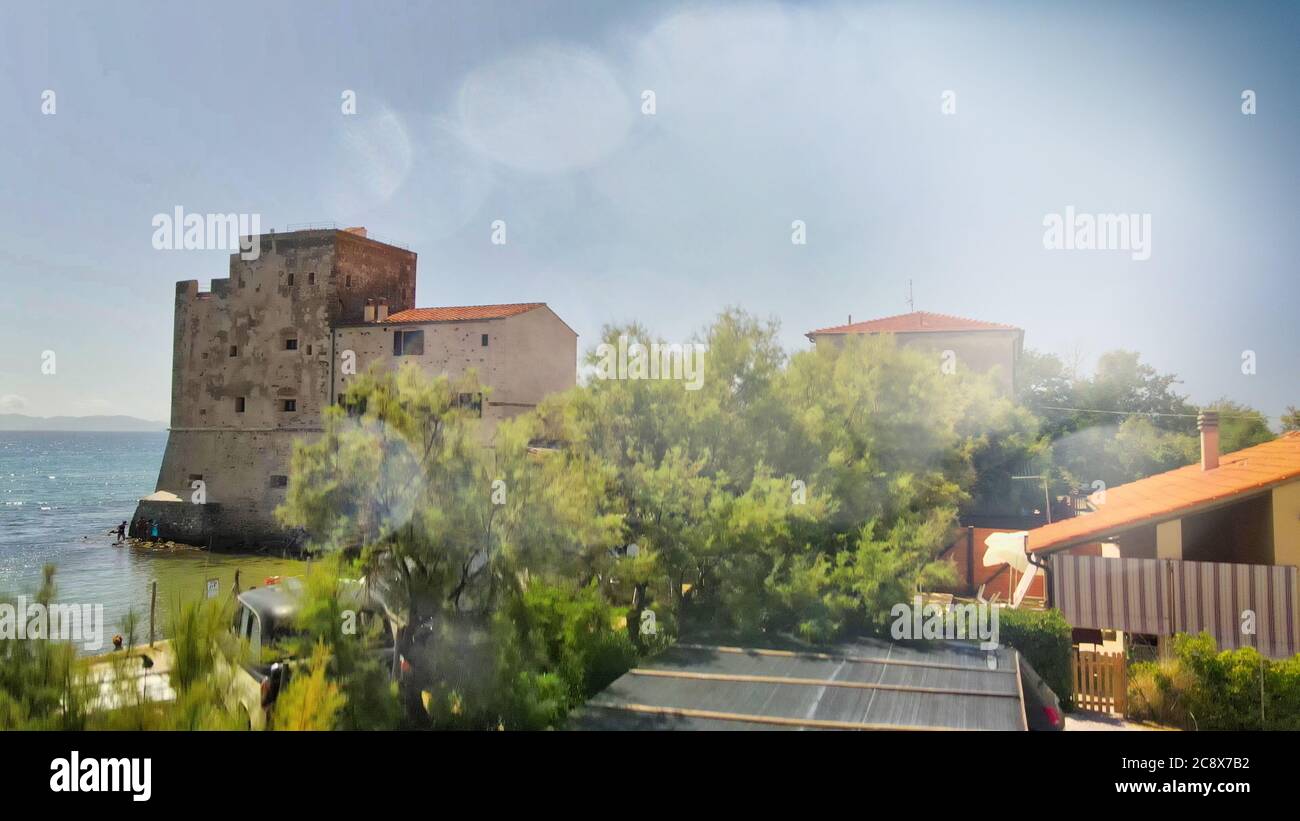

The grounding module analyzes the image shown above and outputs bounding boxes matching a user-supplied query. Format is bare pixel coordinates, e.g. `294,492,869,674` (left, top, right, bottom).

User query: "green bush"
1128,657,1197,728
1128,633,1300,730
998,607,1073,710
493,581,639,728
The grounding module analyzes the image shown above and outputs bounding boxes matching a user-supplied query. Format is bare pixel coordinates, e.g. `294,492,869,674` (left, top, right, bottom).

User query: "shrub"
998,607,1073,710
1128,633,1300,730
1128,657,1197,728
492,581,639,729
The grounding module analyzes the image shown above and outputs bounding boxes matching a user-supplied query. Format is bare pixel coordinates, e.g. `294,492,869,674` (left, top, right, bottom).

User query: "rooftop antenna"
906,279,915,312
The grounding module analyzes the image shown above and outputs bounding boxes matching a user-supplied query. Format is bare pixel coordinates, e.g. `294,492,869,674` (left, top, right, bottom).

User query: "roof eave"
1029,476,1298,555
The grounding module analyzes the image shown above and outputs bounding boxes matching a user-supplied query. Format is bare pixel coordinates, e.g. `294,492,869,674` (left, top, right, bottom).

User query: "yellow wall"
1156,519,1182,559
1273,482,1300,568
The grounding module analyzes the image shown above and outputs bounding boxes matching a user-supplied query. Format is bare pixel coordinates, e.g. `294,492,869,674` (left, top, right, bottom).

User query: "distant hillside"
0,414,166,432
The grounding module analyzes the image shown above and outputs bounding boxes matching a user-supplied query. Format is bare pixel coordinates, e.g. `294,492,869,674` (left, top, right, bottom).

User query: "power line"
1031,405,1268,420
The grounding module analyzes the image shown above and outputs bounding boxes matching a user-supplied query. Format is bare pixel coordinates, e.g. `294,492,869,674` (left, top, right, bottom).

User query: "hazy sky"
1,1,1297,423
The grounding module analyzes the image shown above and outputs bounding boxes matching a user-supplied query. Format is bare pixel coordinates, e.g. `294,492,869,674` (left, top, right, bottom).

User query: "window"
235,397,246,413
307,271,316,285
270,475,288,488
287,273,295,287
306,344,313,356
284,338,298,351
393,329,424,356
188,473,203,482
245,610,262,655
481,333,489,347
282,399,296,412
454,392,483,417
341,395,367,417
229,345,238,357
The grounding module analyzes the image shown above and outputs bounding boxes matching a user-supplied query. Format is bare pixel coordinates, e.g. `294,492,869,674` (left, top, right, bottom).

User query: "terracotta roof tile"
384,303,544,323
1028,432,1300,553
807,311,1020,337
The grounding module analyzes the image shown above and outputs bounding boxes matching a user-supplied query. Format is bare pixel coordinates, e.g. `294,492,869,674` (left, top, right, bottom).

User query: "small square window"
270,475,288,488
284,338,298,351
287,273,295,287
235,397,246,413
393,329,424,356
454,392,483,417
481,333,489,347
188,473,203,482
229,345,238,357
282,399,297,412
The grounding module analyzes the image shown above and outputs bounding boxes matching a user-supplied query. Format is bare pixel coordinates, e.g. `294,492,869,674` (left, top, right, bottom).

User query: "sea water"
0,431,304,644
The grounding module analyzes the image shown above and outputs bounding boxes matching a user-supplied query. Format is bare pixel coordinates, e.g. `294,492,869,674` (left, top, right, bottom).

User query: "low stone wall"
131,500,213,544
130,500,303,551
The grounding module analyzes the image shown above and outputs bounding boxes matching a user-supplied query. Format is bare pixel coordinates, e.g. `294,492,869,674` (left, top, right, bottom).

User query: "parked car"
1018,653,1066,731
221,577,394,729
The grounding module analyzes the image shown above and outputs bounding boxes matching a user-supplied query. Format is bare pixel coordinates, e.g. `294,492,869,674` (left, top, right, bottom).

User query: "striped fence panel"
1050,555,1300,659
1051,555,1171,636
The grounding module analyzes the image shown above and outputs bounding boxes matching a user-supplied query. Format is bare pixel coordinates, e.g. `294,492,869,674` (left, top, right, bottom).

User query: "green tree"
1018,348,1275,492
1282,406,1300,432
284,557,402,730
271,640,346,730
546,317,1032,642
277,364,621,725
1204,399,1275,453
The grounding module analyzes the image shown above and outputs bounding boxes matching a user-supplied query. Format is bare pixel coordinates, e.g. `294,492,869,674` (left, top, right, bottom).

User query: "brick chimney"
1198,411,1219,471
363,298,376,323
376,299,389,322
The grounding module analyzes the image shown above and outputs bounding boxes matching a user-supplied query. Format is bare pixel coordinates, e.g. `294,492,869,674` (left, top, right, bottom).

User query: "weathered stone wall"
132,499,215,544
139,229,418,549
332,304,577,440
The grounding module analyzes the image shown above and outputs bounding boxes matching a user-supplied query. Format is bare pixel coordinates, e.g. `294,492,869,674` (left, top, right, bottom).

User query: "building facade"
805,310,1023,395
1029,416,1300,657
133,228,576,548
333,302,577,441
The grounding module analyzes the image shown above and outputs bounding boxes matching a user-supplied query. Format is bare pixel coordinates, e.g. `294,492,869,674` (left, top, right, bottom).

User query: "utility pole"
906,279,914,311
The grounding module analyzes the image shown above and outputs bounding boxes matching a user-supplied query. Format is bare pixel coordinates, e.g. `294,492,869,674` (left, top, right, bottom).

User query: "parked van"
223,577,394,729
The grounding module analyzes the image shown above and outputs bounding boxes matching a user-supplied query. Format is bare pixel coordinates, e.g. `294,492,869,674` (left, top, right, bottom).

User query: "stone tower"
133,227,417,548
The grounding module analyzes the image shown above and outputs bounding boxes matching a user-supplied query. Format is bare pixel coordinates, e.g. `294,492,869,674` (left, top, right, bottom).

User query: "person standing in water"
115,521,126,543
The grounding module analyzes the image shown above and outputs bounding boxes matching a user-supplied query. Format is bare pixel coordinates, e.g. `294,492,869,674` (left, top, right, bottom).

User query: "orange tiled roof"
806,310,1020,338
384,303,544,323
1028,432,1300,554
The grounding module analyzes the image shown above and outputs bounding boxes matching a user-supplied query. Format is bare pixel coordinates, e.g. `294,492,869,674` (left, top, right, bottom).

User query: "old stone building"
132,227,577,548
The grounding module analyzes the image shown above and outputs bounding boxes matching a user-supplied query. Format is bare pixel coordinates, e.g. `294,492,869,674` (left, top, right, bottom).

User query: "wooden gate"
1070,649,1127,715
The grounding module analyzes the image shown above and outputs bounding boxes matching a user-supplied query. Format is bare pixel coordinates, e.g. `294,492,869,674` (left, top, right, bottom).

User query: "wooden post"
148,580,157,648
1115,652,1127,716
233,569,241,596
